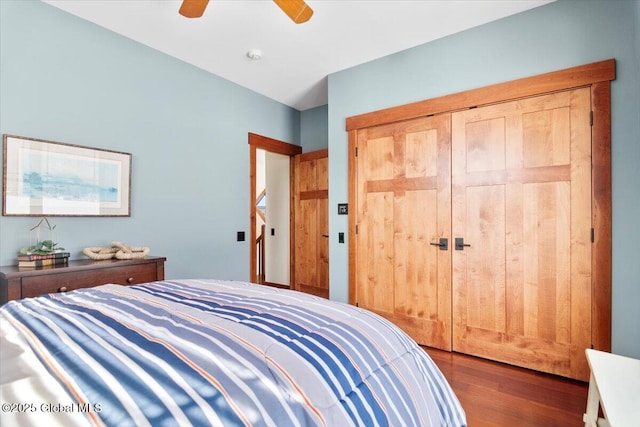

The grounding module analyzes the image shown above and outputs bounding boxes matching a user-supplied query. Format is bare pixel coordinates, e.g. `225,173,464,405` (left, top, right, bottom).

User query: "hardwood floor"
424,347,589,427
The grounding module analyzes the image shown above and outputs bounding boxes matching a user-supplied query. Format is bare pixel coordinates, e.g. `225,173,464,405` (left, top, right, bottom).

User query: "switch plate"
338,232,345,243
338,203,348,215
237,231,245,242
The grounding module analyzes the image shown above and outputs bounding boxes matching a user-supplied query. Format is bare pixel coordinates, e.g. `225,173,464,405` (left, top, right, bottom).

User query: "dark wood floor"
424,347,589,427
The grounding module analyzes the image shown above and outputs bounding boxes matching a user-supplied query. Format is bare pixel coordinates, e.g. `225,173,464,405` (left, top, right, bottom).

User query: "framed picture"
2,134,131,216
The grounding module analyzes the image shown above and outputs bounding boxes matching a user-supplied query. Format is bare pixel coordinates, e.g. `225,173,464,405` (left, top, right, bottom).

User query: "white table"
583,349,640,427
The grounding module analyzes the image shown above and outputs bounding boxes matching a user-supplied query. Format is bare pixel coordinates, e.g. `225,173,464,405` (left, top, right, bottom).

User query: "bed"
1,279,466,426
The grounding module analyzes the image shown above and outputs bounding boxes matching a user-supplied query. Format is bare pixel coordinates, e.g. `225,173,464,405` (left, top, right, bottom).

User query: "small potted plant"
17,217,68,267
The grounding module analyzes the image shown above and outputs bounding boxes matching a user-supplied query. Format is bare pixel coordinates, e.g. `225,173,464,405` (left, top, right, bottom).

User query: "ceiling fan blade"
273,0,313,24
179,0,209,18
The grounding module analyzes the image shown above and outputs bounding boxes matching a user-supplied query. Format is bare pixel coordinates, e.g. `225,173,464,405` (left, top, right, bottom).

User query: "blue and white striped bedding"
0,279,466,426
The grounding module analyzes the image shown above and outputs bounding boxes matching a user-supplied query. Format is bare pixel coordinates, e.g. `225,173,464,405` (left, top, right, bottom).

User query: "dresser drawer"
20,263,158,298
0,257,166,303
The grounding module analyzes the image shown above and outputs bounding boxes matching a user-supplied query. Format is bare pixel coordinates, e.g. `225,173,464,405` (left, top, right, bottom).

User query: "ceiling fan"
179,0,313,24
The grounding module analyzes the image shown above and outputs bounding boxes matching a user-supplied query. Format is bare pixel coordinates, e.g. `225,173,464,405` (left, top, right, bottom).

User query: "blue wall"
0,0,300,280
300,104,328,153
328,0,640,358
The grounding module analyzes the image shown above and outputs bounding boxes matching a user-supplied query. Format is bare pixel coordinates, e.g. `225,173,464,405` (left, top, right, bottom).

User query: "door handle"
430,237,448,250
455,237,471,250
321,234,329,238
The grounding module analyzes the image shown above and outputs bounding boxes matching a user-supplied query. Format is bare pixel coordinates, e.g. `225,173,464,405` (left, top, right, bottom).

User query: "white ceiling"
42,0,553,111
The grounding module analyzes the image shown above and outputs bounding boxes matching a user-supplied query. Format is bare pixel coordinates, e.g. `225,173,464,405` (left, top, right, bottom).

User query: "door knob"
455,238,471,250
430,237,448,250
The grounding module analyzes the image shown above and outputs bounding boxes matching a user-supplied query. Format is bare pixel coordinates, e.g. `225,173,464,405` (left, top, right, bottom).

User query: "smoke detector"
246,49,263,60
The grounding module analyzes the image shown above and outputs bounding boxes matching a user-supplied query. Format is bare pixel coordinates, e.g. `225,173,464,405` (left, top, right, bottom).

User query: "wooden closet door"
355,115,452,350
293,150,329,298
451,88,592,380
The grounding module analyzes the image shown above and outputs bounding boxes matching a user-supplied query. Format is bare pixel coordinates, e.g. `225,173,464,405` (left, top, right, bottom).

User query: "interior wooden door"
293,149,329,298
451,88,592,380
354,115,452,350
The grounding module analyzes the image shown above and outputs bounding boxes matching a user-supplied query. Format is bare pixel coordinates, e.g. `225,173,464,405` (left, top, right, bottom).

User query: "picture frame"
2,134,131,216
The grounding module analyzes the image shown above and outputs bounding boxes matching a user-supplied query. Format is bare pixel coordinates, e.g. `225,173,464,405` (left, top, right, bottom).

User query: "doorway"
249,133,301,287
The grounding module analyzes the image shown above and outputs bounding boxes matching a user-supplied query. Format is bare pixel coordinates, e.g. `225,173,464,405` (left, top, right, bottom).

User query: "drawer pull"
58,286,68,293
127,277,134,284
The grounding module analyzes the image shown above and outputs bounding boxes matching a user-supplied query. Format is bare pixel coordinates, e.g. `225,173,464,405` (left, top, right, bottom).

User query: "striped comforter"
0,279,466,426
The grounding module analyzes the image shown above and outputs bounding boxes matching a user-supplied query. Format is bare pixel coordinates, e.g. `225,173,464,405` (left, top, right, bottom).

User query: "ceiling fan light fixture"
246,49,263,61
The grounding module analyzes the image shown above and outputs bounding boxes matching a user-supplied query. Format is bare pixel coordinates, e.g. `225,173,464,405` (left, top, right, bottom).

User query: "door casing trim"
248,133,302,286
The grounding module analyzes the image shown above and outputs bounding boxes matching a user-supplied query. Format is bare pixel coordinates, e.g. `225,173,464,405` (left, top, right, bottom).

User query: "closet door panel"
355,115,452,350
522,181,571,343
357,190,395,313
452,88,592,380
461,185,506,332
356,131,395,312
394,189,438,319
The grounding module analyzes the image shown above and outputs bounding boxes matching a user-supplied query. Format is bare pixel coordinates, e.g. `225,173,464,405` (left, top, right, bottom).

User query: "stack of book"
18,252,70,268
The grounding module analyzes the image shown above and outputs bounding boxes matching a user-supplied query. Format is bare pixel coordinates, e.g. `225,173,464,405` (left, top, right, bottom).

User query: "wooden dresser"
0,256,166,304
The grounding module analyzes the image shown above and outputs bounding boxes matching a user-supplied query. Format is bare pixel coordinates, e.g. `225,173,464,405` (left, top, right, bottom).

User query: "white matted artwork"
2,134,131,216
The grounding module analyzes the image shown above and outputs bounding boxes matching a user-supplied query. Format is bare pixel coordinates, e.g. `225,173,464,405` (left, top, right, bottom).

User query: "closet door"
451,88,592,380
293,150,329,298
354,115,452,350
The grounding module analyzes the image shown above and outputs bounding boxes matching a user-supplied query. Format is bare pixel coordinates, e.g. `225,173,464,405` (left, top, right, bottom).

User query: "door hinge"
355,146,358,157
590,111,594,126
591,227,595,243
355,225,358,234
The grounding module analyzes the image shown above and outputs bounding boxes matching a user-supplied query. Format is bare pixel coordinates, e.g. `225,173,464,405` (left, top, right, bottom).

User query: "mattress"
0,279,466,426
